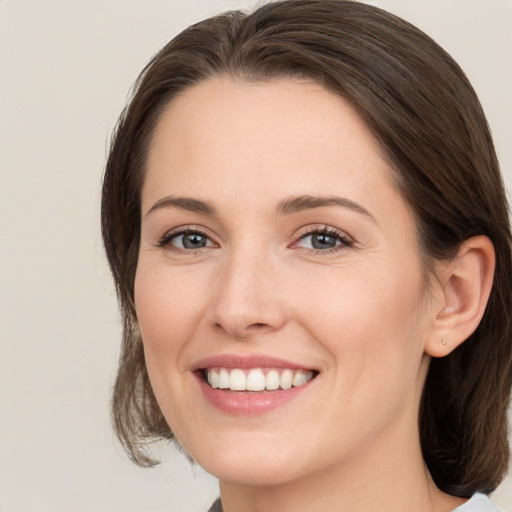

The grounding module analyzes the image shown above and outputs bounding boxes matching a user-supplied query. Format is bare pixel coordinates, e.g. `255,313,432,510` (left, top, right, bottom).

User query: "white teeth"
205,367,314,391
246,369,266,391
209,370,219,389
265,370,280,390
218,368,230,389
229,369,246,391
292,370,310,387
280,369,293,390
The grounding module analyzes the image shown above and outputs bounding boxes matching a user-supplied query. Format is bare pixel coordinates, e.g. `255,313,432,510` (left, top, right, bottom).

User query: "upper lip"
191,354,317,372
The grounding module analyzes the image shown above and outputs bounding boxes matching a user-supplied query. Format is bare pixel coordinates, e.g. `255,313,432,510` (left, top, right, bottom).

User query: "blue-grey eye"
295,229,352,251
183,233,207,249
309,232,338,249
169,231,213,249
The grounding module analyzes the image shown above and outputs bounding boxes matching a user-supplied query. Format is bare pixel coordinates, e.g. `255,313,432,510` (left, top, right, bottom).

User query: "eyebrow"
276,195,375,221
145,194,374,221
145,196,217,217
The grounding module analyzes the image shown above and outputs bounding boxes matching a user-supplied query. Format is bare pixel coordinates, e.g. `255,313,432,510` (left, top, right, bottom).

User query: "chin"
180,431,320,487
200,455,303,487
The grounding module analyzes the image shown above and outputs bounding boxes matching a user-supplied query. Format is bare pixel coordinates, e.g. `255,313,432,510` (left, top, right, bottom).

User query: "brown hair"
101,0,512,497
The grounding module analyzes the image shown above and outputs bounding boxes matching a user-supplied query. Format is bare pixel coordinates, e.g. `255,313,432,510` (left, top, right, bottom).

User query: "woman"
101,1,512,511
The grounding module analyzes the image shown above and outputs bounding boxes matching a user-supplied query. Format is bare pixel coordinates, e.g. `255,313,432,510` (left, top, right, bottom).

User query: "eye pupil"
182,233,207,249
312,233,337,249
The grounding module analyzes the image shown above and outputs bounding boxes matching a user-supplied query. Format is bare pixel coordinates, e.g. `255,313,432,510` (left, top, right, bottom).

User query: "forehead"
143,77,398,206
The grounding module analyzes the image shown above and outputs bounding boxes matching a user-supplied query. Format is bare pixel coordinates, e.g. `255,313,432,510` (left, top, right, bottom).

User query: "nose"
209,249,287,339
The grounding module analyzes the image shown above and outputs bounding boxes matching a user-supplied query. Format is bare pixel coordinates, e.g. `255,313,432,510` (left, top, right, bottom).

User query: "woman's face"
135,78,440,485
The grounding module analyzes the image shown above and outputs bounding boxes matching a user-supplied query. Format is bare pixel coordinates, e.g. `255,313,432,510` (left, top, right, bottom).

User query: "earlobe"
425,236,495,358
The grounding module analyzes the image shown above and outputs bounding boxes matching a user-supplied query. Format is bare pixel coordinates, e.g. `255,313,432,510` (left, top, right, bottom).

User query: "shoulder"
452,494,503,512
207,498,223,512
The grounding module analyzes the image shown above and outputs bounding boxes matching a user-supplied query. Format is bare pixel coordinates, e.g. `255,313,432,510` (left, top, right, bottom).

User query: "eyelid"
293,224,353,241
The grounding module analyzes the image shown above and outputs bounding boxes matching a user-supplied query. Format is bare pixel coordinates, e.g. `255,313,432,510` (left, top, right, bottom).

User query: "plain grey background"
1,1,510,510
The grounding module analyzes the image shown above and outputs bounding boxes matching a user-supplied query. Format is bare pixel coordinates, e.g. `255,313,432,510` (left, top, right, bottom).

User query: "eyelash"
157,225,354,255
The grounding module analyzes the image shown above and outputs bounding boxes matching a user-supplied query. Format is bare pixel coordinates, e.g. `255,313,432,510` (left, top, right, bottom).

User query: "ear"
425,235,495,358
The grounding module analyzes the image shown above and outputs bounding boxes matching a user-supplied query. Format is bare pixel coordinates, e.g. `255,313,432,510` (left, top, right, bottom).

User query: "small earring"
441,338,447,345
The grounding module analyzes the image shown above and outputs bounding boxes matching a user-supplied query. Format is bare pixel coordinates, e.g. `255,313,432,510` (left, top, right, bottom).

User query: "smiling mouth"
201,367,318,392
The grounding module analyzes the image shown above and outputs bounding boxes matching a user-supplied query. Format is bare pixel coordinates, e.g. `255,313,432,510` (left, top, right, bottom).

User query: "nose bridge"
210,241,285,337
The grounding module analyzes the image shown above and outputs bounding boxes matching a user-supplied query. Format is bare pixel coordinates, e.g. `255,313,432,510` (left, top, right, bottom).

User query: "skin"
134,77,483,512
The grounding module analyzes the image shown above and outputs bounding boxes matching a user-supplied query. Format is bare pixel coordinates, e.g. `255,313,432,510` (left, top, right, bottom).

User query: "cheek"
133,264,211,434
298,259,428,338
134,264,208,367
349,276,429,403
319,276,429,437
299,263,429,385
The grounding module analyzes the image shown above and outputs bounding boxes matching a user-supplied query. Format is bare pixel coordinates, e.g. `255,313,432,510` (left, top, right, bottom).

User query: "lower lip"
196,374,314,415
